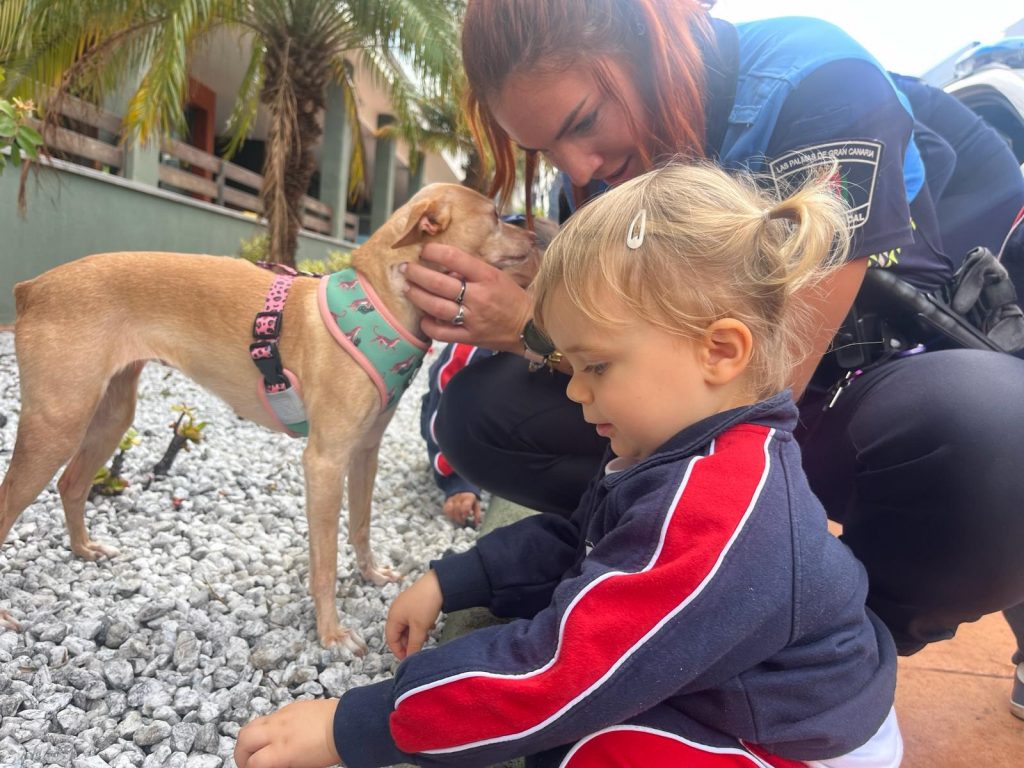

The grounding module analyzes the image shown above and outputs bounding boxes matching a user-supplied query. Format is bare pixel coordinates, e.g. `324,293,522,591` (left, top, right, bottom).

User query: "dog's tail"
13,278,35,318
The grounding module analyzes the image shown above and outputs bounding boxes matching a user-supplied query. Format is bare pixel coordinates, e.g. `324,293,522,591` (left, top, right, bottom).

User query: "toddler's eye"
584,362,608,376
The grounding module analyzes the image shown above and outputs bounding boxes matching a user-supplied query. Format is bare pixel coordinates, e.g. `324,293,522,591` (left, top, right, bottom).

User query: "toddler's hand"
444,492,482,527
385,570,443,660
234,699,341,768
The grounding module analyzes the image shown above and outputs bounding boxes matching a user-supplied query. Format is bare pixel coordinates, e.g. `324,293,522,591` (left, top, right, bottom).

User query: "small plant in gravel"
152,403,207,477
90,428,141,497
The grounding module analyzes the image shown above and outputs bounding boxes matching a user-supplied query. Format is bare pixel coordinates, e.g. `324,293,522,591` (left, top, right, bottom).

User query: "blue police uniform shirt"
559,16,954,291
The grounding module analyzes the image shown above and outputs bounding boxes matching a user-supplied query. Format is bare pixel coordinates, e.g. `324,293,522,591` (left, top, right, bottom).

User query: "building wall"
0,159,353,324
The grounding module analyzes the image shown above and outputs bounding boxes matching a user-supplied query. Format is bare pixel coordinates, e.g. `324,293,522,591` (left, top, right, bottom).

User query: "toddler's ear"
700,319,752,385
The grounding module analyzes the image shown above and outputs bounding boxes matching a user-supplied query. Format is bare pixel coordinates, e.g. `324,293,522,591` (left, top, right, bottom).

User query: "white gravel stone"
0,333,481,764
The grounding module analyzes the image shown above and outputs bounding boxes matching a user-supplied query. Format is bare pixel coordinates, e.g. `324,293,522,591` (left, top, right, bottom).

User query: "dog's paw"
362,564,403,587
321,626,369,656
71,539,121,561
0,609,22,632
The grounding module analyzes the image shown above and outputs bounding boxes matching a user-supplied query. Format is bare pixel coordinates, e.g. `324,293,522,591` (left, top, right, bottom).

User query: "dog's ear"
391,198,453,249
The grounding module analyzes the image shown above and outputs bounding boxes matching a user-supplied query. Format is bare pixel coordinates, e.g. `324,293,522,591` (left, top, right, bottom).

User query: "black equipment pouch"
941,247,1024,352
834,248,1024,372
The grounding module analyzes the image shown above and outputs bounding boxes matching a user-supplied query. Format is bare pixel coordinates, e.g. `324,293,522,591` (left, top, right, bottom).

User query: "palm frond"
378,0,461,96
124,0,225,144
221,31,265,158
335,59,366,203
0,0,28,62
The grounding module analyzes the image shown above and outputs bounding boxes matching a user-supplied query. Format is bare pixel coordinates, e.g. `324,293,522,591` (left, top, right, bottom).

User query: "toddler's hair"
533,161,851,398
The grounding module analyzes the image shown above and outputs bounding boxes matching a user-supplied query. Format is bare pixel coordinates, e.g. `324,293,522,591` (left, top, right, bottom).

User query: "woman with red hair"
401,0,1024,711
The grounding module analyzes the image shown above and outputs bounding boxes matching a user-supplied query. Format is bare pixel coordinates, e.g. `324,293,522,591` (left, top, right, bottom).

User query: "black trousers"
434,349,1024,657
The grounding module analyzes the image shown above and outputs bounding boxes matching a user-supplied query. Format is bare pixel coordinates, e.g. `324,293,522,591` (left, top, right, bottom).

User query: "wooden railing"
29,93,123,171
30,91,355,240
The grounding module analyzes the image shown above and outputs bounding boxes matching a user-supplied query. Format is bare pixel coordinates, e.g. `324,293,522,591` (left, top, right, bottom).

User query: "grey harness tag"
265,386,308,427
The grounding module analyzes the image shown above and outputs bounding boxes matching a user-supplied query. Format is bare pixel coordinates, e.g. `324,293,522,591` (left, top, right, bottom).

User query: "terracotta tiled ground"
821,518,1023,766
897,610,1021,766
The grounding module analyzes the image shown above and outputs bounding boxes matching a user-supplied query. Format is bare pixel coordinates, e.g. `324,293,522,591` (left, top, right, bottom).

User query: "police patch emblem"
767,140,883,230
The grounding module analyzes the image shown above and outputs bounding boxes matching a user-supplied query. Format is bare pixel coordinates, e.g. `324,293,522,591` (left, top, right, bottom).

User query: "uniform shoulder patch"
767,140,883,231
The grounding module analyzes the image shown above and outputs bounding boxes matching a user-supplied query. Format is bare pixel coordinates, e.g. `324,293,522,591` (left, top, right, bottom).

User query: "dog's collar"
318,267,428,411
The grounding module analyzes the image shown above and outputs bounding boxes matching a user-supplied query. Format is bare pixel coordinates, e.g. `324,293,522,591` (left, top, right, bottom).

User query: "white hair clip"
625,208,647,250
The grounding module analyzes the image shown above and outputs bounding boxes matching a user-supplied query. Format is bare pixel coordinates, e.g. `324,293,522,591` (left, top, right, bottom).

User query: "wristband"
520,320,563,372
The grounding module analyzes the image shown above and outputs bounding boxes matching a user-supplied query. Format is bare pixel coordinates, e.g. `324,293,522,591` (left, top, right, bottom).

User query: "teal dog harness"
251,266,427,437
318,268,428,411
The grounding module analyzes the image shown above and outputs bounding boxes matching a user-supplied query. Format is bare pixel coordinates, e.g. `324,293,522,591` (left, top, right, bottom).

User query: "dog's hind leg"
0,396,98,549
0,362,116,629
56,362,144,561
347,417,402,588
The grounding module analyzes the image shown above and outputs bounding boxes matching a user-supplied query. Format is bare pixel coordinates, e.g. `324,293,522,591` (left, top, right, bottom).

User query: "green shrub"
237,228,351,275
297,249,352,275
237,232,269,263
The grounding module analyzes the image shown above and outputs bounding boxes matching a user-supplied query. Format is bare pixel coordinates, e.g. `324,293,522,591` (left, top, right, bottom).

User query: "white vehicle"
945,38,1024,165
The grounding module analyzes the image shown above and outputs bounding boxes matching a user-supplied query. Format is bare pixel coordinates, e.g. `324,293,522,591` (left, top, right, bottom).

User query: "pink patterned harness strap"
251,271,296,390
249,263,309,437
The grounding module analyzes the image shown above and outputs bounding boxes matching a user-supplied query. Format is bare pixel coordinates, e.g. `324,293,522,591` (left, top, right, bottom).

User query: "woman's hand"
385,570,444,660
401,242,533,353
234,699,341,768
444,492,482,527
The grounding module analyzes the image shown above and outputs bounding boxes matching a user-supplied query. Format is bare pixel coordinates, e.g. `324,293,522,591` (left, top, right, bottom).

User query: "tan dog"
0,183,536,653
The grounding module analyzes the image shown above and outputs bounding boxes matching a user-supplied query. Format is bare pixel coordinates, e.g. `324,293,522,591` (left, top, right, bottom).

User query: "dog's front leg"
301,439,368,655
347,417,402,587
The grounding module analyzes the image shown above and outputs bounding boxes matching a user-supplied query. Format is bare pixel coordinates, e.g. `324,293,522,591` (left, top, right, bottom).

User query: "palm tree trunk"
260,40,326,265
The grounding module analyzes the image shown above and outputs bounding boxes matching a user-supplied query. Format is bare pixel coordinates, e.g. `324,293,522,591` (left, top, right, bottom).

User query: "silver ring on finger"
451,304,466,326
454,278,467,305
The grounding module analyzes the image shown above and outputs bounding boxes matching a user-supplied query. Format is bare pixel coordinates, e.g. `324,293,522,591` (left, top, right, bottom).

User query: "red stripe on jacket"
390,425,774,754
429,343,477,478
436,343,477,390
428,342,475,475
561,726,806,767
433,449,454,477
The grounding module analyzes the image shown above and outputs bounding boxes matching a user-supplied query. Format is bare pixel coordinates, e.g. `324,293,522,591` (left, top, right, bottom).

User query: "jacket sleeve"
419,343,494,499
431,511,582,618
332,495,586,768
366,427,793,767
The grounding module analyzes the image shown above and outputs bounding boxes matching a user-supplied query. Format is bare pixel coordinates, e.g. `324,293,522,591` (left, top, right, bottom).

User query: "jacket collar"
603,391,797,481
